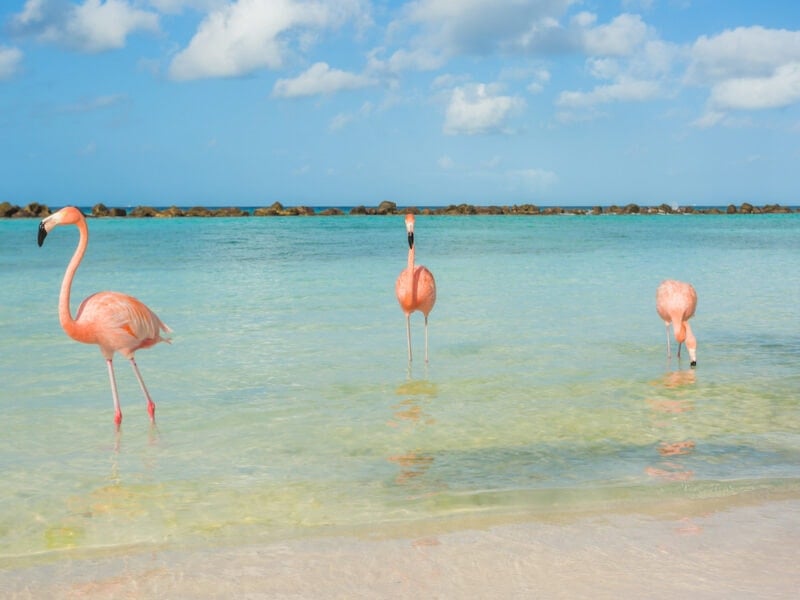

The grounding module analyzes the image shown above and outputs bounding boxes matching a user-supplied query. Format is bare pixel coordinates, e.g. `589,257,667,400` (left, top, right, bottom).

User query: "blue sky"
2,1,800,207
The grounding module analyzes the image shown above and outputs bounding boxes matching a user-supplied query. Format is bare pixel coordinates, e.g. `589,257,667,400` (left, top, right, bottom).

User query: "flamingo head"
38,206,85,246
405,213,415,249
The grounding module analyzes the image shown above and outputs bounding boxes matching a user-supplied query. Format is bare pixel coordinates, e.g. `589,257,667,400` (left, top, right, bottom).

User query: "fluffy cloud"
169,0,369,80
509,168,558,190
443,83,525,135
555,13,674,118
10,0,159,53
687,26,800,112
687,26,800,83
709,63,800,110
556,78,660,109
0,46,23,80
273,62,376,98
382,0,574,68
579,13,649,56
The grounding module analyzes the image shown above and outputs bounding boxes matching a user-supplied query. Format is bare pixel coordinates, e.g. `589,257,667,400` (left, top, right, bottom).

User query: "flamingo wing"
76,291,171,355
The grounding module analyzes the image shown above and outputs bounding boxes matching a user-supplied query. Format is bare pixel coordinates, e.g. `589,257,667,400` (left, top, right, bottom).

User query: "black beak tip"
407,232,414,249
690,361,697,368
37,223,47,247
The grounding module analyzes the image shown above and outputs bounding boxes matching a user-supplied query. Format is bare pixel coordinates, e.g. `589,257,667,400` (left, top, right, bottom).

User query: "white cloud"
554,14,676,119
687,26,800,84
438,155,454,169
509,168,558,190
169,0,369,80
272,62,376,98
11,0,159,53
147,0,225,13
0,46,23,80
557,78,660,109
328,112,353,131
709,62,800,110
391,0,574,63
581,13,649,56
443,83,525,135
691,110,725,129
684,26,800,123
57,93,127,113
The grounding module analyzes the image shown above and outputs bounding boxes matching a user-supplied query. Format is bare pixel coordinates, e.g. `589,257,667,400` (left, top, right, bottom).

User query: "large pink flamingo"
656,279,697,367
38,206,171,428
395,213,436,362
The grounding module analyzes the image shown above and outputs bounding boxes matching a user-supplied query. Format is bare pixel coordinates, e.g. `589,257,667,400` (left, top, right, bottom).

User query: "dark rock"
0,202,19,217
319,207,344,215
185,206,212,217
92,203,111,217
213,207,248,217
130,205,159,217
25,202,51,217
158,206,185,217
376,200,397,214
349,205,368,215
740,202,754,214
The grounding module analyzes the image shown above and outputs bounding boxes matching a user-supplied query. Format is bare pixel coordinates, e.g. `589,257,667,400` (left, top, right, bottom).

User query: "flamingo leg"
424,314,429,363
664,322,672,359
106,359,122,428
406,314,412,363
129,357,156,423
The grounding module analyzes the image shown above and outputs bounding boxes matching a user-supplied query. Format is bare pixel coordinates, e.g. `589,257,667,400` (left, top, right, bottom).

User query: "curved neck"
407,244,415,274
59,218,88,335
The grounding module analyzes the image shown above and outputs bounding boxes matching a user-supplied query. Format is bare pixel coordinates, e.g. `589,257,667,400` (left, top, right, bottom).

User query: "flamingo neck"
407,245,415,277
59,219,88,338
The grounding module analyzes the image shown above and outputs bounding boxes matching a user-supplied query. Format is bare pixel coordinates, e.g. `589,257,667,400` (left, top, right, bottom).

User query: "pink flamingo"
656,279,697,367
395,213,436,363
38,206,171,428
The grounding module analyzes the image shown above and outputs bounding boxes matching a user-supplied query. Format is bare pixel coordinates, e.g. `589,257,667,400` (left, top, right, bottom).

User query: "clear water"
1,213,799,564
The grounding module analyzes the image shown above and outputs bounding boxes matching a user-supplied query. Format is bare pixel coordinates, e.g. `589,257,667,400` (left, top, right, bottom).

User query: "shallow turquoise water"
1,213,799,562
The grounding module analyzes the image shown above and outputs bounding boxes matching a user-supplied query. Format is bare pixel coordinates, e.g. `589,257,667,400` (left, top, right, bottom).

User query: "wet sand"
2,499,799,599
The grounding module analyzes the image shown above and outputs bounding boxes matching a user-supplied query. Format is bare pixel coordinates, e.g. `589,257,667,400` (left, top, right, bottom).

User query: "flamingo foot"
147,400,156,423
114,411,122,429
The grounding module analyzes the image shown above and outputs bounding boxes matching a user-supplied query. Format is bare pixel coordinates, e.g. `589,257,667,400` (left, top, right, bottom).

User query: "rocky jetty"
1,200,797,218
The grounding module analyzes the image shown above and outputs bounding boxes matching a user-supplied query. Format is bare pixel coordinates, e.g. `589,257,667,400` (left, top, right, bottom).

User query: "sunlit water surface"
1,213,798,565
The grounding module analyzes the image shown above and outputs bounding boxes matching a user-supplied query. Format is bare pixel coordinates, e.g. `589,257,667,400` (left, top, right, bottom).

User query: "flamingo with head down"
38,206,171,428
656,279,697,367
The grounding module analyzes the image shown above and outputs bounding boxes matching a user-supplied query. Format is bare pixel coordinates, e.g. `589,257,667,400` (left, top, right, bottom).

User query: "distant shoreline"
2,200,797,218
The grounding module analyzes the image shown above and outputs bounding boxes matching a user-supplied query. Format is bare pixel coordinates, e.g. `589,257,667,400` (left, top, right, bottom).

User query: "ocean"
1,211,799,571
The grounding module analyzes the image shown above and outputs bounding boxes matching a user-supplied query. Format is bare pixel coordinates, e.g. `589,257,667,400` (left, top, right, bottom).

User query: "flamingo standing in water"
395,213,436,363
656,279,697,367
38,206,171,428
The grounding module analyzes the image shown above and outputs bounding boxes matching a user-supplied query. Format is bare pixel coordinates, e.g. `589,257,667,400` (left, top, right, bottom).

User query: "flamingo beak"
407,231,414,249
37,221,49,247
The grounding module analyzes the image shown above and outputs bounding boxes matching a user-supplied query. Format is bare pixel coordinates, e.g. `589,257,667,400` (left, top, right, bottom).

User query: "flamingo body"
38,206,171,427
656,279,697,366
395,214,436,362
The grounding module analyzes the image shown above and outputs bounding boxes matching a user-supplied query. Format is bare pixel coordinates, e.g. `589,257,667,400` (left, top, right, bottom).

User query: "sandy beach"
2,498,798,599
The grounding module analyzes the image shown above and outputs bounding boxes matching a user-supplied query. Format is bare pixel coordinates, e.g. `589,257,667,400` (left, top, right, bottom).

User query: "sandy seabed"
2,499,799,599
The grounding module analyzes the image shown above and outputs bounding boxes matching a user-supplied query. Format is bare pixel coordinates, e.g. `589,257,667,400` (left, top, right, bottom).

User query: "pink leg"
406,314,412,363
106,359,122,428
129,357,156,423
664,322,672,359
424,314,430,363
